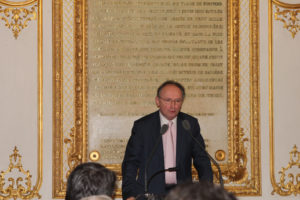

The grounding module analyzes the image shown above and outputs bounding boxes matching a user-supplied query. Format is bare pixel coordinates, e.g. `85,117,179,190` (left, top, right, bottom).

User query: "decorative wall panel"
0,0,43,199
269,0,300,196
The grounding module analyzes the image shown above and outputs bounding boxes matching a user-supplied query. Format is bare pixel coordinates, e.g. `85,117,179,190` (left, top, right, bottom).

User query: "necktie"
164,121,177,184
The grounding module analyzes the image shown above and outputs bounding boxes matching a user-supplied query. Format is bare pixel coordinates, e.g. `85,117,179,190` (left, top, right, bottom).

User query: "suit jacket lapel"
176,113,185,167
152,111,165,170
151,111,162,139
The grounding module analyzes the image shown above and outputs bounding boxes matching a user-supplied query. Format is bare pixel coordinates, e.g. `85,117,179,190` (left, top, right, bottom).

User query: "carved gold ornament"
274,6,300,38
0,2,37,39
271,145,300,196
220,128,249,184
0,147,41,200
192,128,249,185
64,127,83,178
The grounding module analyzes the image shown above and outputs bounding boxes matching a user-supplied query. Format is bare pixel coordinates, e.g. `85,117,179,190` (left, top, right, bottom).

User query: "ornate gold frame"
0,0,43,199
269,0,300,196
53,0,260,198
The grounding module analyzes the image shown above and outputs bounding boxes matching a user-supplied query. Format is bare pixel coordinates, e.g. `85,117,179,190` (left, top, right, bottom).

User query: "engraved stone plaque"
87,0,228,164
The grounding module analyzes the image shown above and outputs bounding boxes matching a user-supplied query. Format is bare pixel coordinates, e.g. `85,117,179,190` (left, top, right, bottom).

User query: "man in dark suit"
122,80,213,200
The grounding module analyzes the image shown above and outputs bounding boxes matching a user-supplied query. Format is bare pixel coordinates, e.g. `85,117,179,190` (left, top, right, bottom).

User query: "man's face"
155,84,184,120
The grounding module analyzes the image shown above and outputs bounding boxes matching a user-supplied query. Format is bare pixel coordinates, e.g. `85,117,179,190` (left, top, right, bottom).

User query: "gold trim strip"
0,0,37,7
37,0,43,194
52,0,64,198
72,0,86,166
82,0,88,162
250,0,261,195
273,0,300,8
269,0,275,192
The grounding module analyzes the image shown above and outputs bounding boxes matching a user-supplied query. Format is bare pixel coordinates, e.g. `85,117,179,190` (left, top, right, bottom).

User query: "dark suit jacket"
121,111,213,199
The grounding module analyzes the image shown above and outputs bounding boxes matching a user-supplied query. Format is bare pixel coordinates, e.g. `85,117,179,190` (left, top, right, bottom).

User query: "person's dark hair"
65,162,116,200
165,181,237,200
156,80,185,99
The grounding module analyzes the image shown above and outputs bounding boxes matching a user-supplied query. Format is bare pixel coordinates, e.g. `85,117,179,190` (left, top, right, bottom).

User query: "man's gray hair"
80,195,112,200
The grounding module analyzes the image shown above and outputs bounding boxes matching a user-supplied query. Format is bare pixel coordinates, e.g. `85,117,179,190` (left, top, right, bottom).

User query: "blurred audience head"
165,181,237,200
80,195,113,200
65,162,116,200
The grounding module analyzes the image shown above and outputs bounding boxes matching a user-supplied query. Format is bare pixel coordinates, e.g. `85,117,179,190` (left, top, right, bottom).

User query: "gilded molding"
52,0,64,197
274,5,300,38
271,145,300,196
74,0,87,165
53,0,261,197
269,0,300,196
192,128,250,187
0,0,38,39
249,0,261,195
222,128,249,184
0,0,36,6
64,127,83,178
0,147,41,200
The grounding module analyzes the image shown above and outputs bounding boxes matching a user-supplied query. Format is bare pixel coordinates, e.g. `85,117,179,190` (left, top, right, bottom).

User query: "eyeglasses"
159,97,183,105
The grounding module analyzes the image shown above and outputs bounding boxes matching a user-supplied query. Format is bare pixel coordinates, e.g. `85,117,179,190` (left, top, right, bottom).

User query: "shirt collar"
159,111,177,127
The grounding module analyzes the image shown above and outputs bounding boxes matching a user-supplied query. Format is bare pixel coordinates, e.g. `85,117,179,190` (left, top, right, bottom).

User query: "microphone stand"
137,167,177,200
182,120,224,188
147,167,177,189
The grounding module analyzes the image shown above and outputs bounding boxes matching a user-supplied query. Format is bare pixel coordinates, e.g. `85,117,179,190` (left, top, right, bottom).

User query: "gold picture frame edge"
52,0,65,198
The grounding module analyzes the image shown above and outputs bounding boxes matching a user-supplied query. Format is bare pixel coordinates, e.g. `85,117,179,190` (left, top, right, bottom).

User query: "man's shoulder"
133,111,198,125
178,112,198,122
134,111,159,124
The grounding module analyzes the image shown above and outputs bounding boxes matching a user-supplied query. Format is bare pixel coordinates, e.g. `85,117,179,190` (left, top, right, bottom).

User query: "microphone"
144,124,169,195
182,120,224,188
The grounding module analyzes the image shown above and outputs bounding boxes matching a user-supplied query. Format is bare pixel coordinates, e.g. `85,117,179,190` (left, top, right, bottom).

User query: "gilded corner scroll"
0,147,41,199
273,0,300,38
53,0,261,198
271,145,300,196
0,0,38,39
